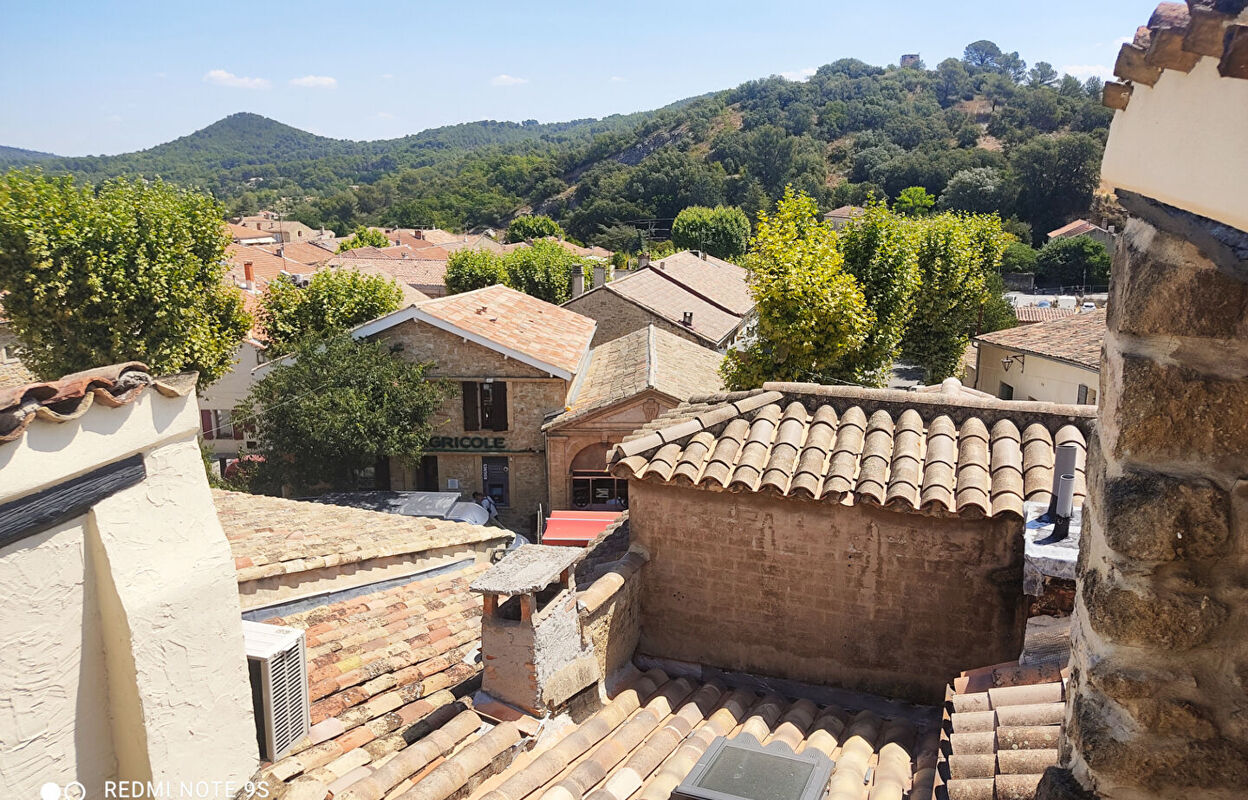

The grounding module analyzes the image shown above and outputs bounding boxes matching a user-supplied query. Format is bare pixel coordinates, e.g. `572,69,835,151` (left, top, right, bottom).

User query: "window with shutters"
200,409,243,440
1077,384,1097,405
998,382,1014,401
461,381,509,432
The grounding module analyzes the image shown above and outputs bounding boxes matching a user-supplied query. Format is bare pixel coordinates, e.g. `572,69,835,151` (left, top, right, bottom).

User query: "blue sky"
0,0,1153,156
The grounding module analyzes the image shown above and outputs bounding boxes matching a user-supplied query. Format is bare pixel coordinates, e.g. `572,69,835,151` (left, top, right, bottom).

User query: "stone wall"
627,481,1027,703
578,550,646,682
1062,212,1248,799
564,289,712,349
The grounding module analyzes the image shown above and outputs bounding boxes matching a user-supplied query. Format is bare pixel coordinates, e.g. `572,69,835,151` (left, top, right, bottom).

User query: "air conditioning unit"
242,620,310,762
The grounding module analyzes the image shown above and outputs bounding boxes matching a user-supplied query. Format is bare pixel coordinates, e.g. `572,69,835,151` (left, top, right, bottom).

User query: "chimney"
470,545,599,714
592,265,606,289
638,253,651,269
682,311,694,327
243,261,255,289
700,250,708,261
571,269,585,298
414,230,423,240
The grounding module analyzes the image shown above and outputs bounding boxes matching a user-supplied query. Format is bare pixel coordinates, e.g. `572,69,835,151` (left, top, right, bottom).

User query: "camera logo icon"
40,783,86,800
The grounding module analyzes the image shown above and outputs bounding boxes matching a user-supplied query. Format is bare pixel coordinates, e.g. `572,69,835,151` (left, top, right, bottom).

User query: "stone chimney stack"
1047,5,1248,799
571,268,585,299
470,545,599,715
592,264,606,289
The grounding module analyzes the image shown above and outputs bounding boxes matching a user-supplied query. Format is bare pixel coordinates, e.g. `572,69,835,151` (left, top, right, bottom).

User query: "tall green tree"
258,268,402,354
722,188,871,389
901,213,1010,381
237,334,449,494
1011,134,1102,244
445,248,507,294
505,214,564,243
336,225,391,252
503,239,590,304
670,205,751,259
1000,241,1039,274
0,171,249,385
939,167,1017,215
836,203,921,386
1035,235,1111,288
894,186,935,217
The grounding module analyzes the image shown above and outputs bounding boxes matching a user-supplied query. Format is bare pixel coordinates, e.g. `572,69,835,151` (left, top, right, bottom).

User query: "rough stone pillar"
1058,205,1248,799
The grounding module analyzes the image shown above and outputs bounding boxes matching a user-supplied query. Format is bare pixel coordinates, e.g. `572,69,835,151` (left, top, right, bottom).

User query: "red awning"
542,511,621,547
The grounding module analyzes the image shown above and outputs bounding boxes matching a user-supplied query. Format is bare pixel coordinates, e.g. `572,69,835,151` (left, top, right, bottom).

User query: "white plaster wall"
0,516,118,792
1101,57,1248,233
975,341,1099,405
0,389,259,797
198,342,266,458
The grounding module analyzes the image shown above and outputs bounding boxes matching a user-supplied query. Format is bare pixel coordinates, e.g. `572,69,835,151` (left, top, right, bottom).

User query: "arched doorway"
569,442,628,510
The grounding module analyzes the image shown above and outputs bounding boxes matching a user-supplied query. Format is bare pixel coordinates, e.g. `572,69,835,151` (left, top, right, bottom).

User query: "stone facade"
545,392,672,510
1062,212,1248,800
377,320,569,531
563,288,713,349
627,481,1027,703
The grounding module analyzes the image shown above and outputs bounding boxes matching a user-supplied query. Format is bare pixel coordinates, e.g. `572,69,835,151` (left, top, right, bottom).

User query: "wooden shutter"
201,410,215,440
490,382,508,431
462,382,480,431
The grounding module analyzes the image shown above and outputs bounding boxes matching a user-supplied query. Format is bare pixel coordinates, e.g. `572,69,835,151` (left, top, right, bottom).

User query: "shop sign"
429,435,506,451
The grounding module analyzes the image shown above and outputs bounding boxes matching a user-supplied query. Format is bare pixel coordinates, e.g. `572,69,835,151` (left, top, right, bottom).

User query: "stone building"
1048,3,1248,799
607,381,1095,703
974,309,1105,404
355,285,598,531
563,250,752,350
542,325,725,511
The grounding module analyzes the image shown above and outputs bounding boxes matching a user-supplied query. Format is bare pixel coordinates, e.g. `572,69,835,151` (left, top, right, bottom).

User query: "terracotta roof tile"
416,285,596,376
645,250,753,315
327,256,449,292
257,241,337,266
597,270,743,346
225,243,306,289
609,382,1094,520
545,325,725,429
976,308,1107,370
1046,219,1103,239
936,661,1068,800
215,490,507,584
0,363,195,445
255,565,487,788
1013,306,1077,324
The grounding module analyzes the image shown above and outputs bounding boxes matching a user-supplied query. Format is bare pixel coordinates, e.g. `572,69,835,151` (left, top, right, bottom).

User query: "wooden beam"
0,454,146,548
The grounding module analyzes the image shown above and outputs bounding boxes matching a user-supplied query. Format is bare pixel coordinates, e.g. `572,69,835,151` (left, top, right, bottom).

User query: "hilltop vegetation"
18,41,1112,246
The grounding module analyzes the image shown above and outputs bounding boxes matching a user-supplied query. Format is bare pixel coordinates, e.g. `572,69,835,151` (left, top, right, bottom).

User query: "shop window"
572,473,629,510
998,382,1014,401
483,456,510,507
462,381,508,431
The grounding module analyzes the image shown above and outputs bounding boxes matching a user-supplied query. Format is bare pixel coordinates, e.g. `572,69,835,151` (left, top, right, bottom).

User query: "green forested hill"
11,41,1114,247
0,145,58,168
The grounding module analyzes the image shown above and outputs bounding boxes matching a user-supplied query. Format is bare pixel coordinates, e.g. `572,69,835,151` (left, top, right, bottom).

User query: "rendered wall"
563,289,713,349
628,481,1026,703
198,341,265,458
975,342,1099,405
0,388,259,797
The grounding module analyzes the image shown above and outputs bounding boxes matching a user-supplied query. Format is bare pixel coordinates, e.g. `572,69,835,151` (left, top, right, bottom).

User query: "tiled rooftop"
597,269,744,346
434,669,939,800
225,242,304,289
935,661,1068,800
647,251,753,316
215,490,506,585
0,362,194,445
328,256,450,292
1046,219,1103,238
417,284,597,376
609,382,1094,519
1013,306,1077,324
546,325,725,429
257,241,337,266
976,309,1107,370
255,564,486,793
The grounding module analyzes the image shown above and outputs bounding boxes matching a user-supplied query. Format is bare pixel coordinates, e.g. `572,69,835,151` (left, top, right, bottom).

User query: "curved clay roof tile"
791,405,837,499
855,410,895,505
671,431,716,486
700,418,750,489
760,402,810,494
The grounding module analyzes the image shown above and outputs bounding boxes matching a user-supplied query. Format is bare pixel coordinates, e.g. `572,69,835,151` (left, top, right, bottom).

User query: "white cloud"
490,74,529,86
377,111,396,119
380,73,394,80
780,67,816,82
203,69,270,89
1061,64,1113,80
290,75,337,89
610,76,626,83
